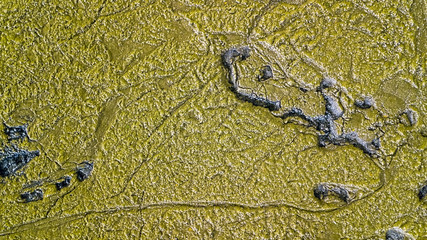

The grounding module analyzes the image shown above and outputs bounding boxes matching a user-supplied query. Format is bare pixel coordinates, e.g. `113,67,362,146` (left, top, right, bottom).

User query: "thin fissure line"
0,200,341,237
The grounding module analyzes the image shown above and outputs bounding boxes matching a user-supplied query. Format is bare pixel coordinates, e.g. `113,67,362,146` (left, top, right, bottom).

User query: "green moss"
0,0,425,238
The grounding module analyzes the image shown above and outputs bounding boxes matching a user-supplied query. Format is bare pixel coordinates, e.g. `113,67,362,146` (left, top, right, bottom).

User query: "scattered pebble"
405,109,417,126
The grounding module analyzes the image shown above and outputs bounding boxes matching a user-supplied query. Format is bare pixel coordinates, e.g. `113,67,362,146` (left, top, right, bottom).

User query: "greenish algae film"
0,0,426,239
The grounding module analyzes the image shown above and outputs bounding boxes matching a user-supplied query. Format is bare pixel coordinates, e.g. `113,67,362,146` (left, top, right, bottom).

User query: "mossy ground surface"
0,0,426,239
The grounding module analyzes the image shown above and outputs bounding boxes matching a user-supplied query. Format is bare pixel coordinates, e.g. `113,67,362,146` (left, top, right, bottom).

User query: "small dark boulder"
314,183,352,203
56,176,72,190
314,184,329,200
258,65,273,81
21,189,43,203
354,96,374,109
76,161,94,182
385,227,408,240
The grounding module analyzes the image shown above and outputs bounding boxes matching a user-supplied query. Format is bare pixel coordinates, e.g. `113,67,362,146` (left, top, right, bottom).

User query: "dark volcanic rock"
234,90,281,111
221,46,379,157
419,184,427,200
259,65,273,81
21,188,43,202
313,184,329,200
222,46,281,111
323,94,343,120
3,123,32,141
0,147,40,177
314,183,351,203
385,227,406,240
354,96,374,109
76,162,94,182
331,187,350,203
319,77,337,90
56,176,72,190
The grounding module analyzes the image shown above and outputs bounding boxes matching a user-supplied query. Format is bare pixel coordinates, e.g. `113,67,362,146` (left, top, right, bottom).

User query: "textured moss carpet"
0,0,426,239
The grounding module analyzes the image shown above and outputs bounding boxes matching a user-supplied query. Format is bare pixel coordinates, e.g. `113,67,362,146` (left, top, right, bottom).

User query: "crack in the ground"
68,0,108,41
